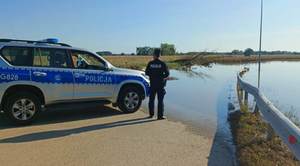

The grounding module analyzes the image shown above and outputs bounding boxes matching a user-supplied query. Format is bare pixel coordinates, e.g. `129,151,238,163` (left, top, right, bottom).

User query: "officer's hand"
164,77,178,81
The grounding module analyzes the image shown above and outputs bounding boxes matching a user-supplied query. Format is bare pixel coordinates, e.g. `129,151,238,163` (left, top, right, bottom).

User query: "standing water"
142,61,300,165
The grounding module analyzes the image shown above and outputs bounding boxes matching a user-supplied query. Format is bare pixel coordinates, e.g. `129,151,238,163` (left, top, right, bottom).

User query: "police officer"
145,48,169,120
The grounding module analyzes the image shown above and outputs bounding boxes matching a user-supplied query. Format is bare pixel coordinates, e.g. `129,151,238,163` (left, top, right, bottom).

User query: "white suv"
0,39,150,125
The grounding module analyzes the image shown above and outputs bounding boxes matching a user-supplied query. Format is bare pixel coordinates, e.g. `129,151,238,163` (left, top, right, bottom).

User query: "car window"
33,48,42,66
34,48,71,68
71,51,106,70
1,47,34,66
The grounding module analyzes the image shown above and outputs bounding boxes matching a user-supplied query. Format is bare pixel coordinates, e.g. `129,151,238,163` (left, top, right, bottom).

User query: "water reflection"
178,66,213,80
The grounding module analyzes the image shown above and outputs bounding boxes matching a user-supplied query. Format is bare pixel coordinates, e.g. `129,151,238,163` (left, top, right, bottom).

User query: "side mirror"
102,63,112,71
77,59,88,69
95,64,110,71
104,66,113,71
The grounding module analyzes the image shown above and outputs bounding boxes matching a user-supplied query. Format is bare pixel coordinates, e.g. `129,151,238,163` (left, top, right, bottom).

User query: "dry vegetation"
229,106,300,166
104,55,300,70
206,55,300,63
175,55,300,66
104,55,188,70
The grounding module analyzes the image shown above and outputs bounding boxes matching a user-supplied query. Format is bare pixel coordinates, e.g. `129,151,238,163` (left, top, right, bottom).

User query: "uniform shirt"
145,59,170,88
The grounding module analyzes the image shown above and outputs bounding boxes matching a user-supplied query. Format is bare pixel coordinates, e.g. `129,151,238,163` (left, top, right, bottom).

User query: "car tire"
118,87,142,113
4,92,41,125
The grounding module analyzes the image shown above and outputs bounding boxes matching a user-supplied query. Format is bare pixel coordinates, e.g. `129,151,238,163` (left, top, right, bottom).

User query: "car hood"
112,67,145,76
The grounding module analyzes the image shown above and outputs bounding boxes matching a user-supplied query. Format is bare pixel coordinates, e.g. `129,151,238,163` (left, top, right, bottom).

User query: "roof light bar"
40,38,59,43
0,38,71,47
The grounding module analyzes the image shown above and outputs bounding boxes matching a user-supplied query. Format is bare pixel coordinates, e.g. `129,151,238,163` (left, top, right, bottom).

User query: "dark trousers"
148,86,166,117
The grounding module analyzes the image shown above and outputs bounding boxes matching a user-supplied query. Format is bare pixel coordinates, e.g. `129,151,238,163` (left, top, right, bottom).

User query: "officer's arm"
164,63,170,78
145,63,151,76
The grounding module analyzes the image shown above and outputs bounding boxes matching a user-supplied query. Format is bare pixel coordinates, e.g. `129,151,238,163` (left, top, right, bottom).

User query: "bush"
244,48,254,56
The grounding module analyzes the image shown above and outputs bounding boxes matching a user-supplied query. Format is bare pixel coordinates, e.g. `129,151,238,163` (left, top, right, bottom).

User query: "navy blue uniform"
145,59,169,117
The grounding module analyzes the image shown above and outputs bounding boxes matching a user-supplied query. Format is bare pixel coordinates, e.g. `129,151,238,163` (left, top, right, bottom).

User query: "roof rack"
0,39,72,47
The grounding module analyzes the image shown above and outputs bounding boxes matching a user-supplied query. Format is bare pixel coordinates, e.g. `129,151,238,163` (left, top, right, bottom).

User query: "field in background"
104,55,188,70
194,55,300,64
104,55,300,70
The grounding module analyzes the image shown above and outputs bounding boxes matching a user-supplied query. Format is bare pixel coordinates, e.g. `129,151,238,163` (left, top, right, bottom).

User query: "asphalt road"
0,106,212,166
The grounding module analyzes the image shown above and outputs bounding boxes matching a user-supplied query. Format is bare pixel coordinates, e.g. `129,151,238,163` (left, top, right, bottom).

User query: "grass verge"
229,105,300,166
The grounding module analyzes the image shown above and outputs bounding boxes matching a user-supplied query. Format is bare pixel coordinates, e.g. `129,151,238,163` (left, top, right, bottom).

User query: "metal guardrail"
237,70,300,161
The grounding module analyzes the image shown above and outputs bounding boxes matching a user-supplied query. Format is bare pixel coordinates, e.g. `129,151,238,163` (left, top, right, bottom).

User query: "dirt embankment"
229,106,300,166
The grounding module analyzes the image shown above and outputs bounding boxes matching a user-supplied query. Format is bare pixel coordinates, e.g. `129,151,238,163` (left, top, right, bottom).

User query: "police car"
0,39,150,125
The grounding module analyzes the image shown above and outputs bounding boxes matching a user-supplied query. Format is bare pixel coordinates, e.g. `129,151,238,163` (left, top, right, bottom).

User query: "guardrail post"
237,84,243,106
240,90,244,103
244,92,248,106
254,104,260,115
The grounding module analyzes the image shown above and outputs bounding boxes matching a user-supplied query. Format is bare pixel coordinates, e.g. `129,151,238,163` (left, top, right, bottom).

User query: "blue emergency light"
41,38,59,43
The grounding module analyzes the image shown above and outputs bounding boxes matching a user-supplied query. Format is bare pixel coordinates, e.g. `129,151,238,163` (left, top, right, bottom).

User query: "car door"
31,48,74,103
70,50,114,100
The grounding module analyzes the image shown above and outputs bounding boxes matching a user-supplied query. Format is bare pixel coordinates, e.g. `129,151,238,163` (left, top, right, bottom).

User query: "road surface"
0,106,212,166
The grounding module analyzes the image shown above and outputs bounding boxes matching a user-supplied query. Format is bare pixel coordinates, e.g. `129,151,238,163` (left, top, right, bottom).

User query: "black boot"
157,116,167,120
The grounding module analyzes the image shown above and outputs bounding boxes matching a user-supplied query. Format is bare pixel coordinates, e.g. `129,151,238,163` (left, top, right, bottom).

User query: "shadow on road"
0,105,125,130
0,116,155,143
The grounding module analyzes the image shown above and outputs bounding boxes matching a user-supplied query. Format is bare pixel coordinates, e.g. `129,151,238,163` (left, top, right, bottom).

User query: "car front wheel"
4,92,41,125
118,87,142,113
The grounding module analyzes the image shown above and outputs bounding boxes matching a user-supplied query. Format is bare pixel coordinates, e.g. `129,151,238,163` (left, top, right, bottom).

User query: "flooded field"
243,61,300,119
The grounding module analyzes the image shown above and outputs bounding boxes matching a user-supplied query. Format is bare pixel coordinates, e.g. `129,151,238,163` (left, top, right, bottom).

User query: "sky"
0,0,300,53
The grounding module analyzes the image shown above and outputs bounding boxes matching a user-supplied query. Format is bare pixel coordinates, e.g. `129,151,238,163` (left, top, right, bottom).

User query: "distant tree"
136,44,176,56
121,53,125,55
96,51,112,56
244,48,254,56
131,53,135,55
161,43,176,55
232,50,243,55
136,47,154,55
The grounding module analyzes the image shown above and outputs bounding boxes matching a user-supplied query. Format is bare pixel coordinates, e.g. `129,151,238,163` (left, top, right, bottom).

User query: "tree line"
97,46,300,56
136,43,176,55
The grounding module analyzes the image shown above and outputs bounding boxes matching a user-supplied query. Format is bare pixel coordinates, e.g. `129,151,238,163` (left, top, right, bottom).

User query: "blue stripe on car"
0,67,150,95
